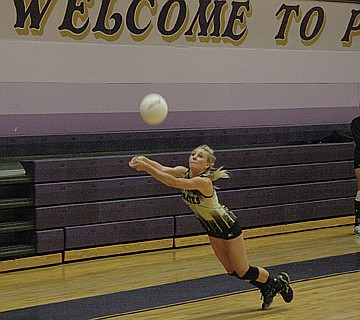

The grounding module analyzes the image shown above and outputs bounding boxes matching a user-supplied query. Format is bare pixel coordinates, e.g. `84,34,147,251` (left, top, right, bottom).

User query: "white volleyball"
140,93,168,125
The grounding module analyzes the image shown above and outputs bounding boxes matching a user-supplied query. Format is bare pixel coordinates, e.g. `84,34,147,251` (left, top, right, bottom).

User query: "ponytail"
196,145,230,181
207,166,230,182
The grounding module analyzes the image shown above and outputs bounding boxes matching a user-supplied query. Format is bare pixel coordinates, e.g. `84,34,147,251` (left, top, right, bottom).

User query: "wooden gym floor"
0,224,359,319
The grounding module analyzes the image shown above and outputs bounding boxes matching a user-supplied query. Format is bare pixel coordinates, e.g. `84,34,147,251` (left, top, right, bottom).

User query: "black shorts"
351,117,360,146
351,117,360,168
206,219,243,240
355,148,360,169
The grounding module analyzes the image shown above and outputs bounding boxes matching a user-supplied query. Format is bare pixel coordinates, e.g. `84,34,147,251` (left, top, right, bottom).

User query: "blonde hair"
196,145,230,181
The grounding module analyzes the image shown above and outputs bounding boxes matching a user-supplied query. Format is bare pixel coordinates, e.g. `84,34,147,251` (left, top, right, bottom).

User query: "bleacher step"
0,198,33,209
0,169,29,185
0,221,34,234
0,245,36,259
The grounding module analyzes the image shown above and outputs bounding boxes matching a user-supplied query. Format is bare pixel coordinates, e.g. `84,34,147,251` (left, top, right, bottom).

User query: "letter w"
14,0,54,30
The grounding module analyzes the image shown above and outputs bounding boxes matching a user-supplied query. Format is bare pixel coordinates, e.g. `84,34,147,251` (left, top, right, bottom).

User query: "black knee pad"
228,266,259,281
228,271,239,278
355,200,360,214
239,266,260,281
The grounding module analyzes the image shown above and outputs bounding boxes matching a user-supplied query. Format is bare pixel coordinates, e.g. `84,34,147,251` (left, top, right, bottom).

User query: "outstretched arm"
129,159,212,195
129,156,185,178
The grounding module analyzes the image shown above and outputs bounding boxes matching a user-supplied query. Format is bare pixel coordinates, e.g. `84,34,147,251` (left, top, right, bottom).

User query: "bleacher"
0,124,356,271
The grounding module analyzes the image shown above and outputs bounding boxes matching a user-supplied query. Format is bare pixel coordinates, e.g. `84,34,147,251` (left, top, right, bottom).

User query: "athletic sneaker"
260,273,293,310
260,285,277,310
278,272,294,303
355,225,360,236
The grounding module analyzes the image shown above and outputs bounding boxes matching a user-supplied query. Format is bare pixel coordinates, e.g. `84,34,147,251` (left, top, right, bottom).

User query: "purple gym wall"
0,0,359,136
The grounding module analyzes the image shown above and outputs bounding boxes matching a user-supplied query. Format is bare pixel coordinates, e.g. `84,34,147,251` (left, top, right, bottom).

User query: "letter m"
14,0,53,30
185,0,226,37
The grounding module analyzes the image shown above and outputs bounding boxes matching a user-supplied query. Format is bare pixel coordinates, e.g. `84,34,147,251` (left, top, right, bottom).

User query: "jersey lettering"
181,189,201,204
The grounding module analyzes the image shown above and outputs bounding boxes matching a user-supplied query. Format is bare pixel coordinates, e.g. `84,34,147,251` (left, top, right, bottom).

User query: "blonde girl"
129,145,293,310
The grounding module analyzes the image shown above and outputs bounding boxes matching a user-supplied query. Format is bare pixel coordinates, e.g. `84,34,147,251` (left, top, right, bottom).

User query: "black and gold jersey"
181,170,241,239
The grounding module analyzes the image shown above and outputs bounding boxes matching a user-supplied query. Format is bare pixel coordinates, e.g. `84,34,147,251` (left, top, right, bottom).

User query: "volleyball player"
129,145,293,309
350,117,360,236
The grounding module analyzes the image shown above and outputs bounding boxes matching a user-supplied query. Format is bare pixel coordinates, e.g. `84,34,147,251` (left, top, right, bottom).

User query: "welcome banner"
1,0,359,50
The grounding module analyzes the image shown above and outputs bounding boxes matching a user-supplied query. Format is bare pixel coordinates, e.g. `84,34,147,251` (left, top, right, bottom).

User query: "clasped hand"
129,156,146,171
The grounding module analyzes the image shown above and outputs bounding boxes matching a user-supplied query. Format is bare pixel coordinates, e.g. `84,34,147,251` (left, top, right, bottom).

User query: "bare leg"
209,235,269,283
355,168,360,191
209,234,293,309
354,169,360,234
208,236,233,273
